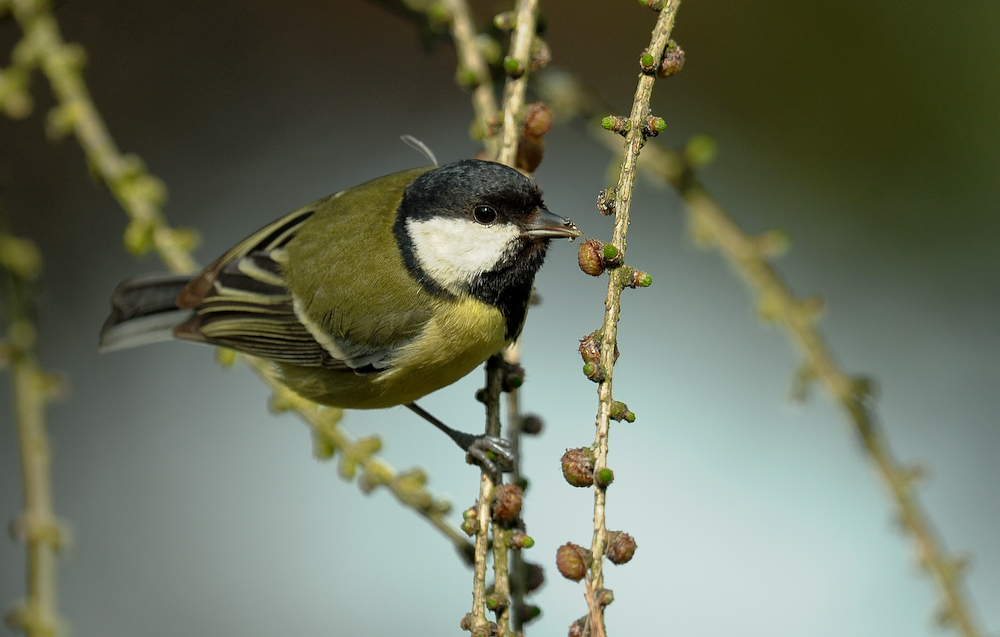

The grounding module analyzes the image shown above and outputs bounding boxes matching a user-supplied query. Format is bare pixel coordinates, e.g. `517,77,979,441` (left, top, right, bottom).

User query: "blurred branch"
665,161,987,637
8,0,197,274
0,212,65,637
253,357,471,561
3,0,472,560
442,0,499,157
537,61,988,637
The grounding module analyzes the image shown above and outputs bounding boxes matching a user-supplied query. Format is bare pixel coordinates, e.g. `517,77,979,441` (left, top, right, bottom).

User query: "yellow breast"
277,295,510,409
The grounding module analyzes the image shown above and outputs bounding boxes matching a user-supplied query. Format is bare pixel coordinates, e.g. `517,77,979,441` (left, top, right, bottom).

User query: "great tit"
100,159,582,471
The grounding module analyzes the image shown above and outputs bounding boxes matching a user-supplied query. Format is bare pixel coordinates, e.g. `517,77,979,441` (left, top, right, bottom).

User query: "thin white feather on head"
406,216,521,295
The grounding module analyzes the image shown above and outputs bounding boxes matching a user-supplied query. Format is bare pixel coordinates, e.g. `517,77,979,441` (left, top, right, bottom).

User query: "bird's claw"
465,435,515,473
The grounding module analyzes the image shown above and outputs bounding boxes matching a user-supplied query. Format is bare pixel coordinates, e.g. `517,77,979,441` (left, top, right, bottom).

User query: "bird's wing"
173,201,420,372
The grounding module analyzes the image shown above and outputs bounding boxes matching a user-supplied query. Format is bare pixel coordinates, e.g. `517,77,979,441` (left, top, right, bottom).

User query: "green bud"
520,535,535,548
685,133,718,168
123,220,154,256
596,468,615,487
635,271,652,287
486,596,499,610
601,116,614,130
651,117,667,132
503,56,522,76
640,53,655,70
312,432,336,460
456,67,479,89
0,235,42,279
520,605,542,623
602,243,618,260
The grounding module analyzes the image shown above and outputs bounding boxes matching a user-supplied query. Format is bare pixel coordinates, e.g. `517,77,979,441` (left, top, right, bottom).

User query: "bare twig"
0,219,64,637
586,7,680,635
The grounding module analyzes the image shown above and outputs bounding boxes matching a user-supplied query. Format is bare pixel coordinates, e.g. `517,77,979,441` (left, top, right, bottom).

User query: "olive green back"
282,167,436,350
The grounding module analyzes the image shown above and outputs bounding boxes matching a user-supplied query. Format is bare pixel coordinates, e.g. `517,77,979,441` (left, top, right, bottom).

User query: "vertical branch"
579,89,987,636
0,220,63,637
461,0,540,633
589,0,679,600
443,0,499,157
494,0,539,167
503,341,529,631
466,355,505,635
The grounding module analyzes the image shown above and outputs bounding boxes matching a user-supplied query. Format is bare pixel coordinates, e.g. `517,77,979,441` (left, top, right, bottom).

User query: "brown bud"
597,588,614,607
521,414,543,435
561,448,595,487
577,239,605,276
555,543,590,581
529,38,552,72
568,618,586,637
516,103,553,173
657,40,685,78
606,532,637,565
492,484,524,525
516,137,545,174
579,330,619,365
522,102,553,139
524,561,545,593
596,188,616,216
579,331,601,364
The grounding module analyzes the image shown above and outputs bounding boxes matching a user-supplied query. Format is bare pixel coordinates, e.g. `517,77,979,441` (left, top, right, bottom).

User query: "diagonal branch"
5,0,472,560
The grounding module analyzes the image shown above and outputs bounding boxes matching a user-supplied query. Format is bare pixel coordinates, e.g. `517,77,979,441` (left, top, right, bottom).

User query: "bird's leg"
405,403,514,473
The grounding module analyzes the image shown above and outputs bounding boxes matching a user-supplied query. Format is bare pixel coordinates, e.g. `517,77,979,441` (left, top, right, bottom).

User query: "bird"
100,159,582,472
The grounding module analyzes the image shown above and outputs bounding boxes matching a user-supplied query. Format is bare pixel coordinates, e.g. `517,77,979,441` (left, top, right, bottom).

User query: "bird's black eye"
473,204,497,225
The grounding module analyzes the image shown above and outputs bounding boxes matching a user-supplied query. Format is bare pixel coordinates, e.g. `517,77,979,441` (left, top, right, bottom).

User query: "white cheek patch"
407,217,521,294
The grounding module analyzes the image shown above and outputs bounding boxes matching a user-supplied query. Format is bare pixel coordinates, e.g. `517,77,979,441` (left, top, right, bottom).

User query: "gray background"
1,1,997,635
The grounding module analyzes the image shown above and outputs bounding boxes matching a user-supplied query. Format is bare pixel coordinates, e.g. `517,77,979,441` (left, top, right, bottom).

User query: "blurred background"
1,1,997,635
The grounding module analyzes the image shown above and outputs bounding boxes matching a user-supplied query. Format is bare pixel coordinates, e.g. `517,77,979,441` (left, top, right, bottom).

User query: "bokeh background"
1,1,997,635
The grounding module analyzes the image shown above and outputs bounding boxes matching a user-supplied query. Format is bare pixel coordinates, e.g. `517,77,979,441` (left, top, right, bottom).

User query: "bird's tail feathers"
99,273,195,352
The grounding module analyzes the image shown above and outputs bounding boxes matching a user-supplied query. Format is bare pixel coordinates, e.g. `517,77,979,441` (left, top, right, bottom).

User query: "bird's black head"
394,159,581,338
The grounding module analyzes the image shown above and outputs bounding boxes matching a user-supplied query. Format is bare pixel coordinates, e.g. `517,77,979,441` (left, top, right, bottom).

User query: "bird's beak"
523,208,583,241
